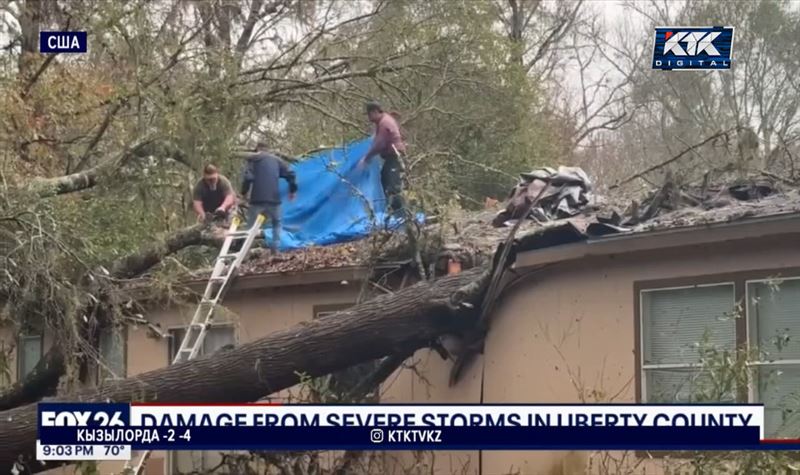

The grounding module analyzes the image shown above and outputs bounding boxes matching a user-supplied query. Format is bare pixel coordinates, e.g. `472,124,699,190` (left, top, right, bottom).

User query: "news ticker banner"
37,402,800,461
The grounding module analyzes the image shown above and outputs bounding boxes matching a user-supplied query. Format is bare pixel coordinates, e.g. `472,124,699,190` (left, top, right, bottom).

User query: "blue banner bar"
39,426,764,451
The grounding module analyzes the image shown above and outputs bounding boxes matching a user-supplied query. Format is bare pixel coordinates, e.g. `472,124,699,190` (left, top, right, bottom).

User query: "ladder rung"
190,323,206,329
200,298,217,305
226,231,250,238
218,253,238,260
209,276,226,282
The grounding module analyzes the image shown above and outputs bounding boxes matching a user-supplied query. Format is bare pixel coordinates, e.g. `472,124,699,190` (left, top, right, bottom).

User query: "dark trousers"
381,154,406,217
246,202,281,253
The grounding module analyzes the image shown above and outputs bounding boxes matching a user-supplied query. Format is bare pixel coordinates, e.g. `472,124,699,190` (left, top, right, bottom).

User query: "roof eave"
183,262,408,293
515,212,800,269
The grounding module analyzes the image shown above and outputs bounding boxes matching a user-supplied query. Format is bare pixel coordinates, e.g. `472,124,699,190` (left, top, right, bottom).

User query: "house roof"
191,175,800,280
509,181,800,255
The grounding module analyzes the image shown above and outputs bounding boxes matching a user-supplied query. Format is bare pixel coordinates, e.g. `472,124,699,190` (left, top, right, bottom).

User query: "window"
314,303,353,319
168,325,236,362
17,335,43,379
638,273,800,437
98,326,126,383
640,284,737,403
168,325,235,475
747,277,800,436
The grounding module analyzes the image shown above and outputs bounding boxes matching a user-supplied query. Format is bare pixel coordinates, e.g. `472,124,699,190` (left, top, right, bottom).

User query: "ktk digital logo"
652,26,734,71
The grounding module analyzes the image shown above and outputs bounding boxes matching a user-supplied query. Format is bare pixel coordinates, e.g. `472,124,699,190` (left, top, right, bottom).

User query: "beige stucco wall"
126,280,361,377
378,233,800,475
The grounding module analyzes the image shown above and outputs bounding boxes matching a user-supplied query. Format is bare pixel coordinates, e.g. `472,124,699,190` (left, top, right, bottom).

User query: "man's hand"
214,206,227,218
288,192,296,202
196,212,206,223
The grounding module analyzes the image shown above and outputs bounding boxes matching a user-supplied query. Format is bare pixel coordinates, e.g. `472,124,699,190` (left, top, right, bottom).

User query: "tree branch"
610,127,739,189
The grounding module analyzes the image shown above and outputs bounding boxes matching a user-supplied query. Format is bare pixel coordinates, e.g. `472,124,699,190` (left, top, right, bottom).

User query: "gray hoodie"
240,153,298,205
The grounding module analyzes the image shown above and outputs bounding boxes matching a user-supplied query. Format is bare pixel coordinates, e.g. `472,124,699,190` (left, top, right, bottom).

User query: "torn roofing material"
493,166,593,226
507,179,800,255
195,174,800,278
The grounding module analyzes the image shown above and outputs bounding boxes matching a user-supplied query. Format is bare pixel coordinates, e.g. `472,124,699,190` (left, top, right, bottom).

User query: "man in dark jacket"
241,142,298,254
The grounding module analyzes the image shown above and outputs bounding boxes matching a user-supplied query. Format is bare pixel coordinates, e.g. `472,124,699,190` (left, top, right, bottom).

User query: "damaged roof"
492,173,800,254
196,172,800,279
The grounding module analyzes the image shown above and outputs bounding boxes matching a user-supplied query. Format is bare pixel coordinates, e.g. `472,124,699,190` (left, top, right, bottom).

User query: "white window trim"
314,304,354,320
744,275,800,405
316,311,341,319
639,282,736,402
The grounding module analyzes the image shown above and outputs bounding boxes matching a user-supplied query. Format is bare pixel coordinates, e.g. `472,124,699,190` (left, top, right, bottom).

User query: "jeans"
381,154,406,217
246,202,281,253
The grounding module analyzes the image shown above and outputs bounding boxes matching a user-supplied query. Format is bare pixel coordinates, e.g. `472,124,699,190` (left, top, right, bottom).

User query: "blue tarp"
258,138,417,250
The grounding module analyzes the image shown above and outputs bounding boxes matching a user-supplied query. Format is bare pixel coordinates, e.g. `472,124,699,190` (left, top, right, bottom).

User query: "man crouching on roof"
192,163,237,224
240,141,298,255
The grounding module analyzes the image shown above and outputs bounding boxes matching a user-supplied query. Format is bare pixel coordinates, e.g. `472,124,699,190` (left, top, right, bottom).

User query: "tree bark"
0,349,64,412
0,267,489,473
31,139,191,197
108,224,220,279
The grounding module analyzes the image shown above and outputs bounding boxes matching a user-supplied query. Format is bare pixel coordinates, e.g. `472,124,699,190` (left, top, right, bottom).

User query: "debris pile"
237,242,365,274
492,166,594,227
481,171,800,250
599,176,778,228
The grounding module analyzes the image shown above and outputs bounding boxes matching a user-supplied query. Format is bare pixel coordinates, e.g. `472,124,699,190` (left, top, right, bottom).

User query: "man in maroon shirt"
358,101,407,216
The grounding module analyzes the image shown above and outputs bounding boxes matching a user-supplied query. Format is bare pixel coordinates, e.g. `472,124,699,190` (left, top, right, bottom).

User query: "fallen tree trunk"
0,266,490,473
0,350,64,412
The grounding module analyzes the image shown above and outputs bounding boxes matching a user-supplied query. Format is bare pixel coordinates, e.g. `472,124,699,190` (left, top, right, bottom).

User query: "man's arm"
240,161,254,196
363,123,388,162
219,177,236,210
279,159,298,197
191,181,206,220
192,199,205,217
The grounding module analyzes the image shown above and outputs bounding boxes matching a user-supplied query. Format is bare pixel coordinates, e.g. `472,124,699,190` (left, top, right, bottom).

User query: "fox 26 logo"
39,403,130,427
652,26,734,71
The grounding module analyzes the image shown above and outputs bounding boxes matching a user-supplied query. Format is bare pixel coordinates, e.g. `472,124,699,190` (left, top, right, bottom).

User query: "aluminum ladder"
122,213,266,475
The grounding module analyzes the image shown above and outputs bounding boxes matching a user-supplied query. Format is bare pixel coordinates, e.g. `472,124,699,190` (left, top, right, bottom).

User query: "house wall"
381,233,800,475
126,280,362,377
130,279,363,474
8,231,800,475
0,278,363,475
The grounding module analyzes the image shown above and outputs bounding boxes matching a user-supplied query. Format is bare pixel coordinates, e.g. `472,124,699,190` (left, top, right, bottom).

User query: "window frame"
744,275,800,410
638,282,737,402
635,267,800,406
634,268,800,457
167,323,237,363
17,334,43,380
97,326,128,383
313,303,354,319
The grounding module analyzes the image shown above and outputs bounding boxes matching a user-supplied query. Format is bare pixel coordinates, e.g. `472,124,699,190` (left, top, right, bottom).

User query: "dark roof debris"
493,172,800,253
493,166,594,226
